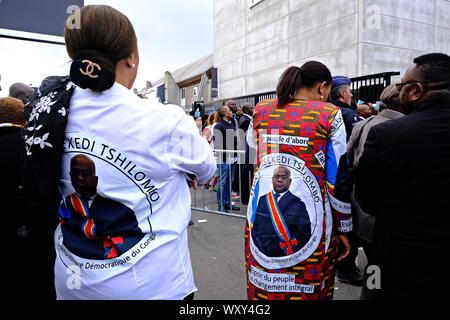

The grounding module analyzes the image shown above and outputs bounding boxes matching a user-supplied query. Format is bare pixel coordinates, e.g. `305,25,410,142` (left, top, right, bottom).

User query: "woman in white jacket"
24,5,216,300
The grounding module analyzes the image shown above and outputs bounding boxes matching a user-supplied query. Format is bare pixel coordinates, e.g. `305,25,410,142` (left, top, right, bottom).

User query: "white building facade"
214,0,450,100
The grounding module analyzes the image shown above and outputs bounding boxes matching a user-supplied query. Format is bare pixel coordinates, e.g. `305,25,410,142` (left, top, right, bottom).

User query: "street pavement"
188,208,367,300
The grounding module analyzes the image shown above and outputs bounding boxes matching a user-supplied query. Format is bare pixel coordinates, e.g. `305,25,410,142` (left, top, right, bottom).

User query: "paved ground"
188,207,367,300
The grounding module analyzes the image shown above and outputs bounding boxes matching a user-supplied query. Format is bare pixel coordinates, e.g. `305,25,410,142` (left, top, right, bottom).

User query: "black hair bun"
70,50,116,92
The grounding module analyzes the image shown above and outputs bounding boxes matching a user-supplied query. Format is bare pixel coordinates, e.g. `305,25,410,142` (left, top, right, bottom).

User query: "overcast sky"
0,0,213,94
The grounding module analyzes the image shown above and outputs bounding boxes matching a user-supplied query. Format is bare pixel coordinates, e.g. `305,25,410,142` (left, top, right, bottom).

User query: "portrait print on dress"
248,153,325,269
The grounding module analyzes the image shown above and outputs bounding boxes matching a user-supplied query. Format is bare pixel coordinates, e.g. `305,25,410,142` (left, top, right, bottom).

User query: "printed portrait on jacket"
247,153,325,268
59,154,144,260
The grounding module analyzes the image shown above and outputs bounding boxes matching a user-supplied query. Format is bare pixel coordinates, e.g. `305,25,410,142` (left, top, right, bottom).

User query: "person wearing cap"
330,76,365,286
347,83,404,299
330,76,364,141
9,82,35,105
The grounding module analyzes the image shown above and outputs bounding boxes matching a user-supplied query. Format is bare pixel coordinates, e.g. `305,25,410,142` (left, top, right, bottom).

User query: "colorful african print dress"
245,98,352,300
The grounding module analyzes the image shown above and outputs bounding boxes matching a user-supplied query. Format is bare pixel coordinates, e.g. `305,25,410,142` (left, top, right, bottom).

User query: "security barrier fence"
210,71,400,110
349,71,400,103
191,150,250,219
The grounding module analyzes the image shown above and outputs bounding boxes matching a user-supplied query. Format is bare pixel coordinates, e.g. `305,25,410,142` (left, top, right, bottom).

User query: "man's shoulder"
363,115,414,151
282,191,304,203
239,115,251,124
215,119,233,130
92,194,134,211
339,105,359,119
352,115,373,131
213,120,226,130
258,192,270,200
370,113,410,134
353,113,389,134
94,194,118,204
335,104,361,129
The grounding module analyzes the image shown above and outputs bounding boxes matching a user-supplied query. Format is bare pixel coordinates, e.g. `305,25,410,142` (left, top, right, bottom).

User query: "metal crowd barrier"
191,149,252,219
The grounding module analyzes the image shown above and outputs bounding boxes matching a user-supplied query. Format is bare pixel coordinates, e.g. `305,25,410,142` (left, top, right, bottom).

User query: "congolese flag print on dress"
245,99,352,300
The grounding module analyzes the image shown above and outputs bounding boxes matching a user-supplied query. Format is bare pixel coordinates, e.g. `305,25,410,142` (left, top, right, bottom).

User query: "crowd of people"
1,4,449,301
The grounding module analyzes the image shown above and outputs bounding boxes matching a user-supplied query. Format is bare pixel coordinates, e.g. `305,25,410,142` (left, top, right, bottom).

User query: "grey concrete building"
214,0,450,100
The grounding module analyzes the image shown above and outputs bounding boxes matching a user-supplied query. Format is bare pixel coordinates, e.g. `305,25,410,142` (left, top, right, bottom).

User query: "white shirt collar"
274,190,288,201
77,192,97,208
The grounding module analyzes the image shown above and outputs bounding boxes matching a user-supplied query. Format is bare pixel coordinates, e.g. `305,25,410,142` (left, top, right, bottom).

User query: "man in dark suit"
0,97,44,298
355,53,450,299
238,103,253,133
213,105,240,212
251,166,311,257
60,154,143,259
238,103,254,205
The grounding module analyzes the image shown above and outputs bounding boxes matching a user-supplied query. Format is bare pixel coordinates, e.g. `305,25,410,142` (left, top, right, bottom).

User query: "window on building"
193,87,198,97
181,88,186,99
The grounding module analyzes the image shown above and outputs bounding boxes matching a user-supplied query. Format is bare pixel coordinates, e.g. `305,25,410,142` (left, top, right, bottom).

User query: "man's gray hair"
330,84,348,102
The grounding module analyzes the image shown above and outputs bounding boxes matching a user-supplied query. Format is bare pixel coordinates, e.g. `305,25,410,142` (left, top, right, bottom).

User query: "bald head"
9,82,34,104
70,154,98,196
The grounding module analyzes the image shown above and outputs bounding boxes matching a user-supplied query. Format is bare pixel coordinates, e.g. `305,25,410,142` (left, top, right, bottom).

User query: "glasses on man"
395,80,425,92
395,80,450,93
71,168,93,178
272,175,289,181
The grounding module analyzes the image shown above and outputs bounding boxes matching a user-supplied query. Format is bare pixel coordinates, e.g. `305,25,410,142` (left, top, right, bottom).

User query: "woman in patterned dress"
245,61,352,300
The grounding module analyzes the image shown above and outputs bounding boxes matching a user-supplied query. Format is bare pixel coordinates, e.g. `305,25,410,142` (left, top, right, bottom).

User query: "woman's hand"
336,233,351,262
186,174,198,190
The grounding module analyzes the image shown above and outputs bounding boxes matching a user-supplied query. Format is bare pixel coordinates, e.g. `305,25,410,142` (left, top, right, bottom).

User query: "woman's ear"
319,81,332,101
125,56,136,69
317,82,325,98
126,47,139,69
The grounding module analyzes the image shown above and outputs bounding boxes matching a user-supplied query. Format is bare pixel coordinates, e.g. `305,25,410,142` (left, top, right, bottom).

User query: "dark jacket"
0,125,24,239
1,124,55,298
332,100,363,140
213,118,237,163
60,193,143,259
238,114,252,163
354,91,450,299
347,109,404,243
239,114,251,133
251,191,311,257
